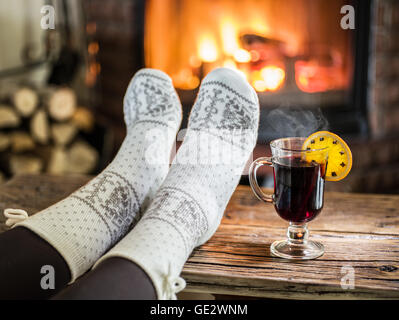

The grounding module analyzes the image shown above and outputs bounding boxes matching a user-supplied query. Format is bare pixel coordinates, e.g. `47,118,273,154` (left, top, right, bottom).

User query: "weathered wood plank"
0,174,398,299
182,187,399,299
183,225,399,298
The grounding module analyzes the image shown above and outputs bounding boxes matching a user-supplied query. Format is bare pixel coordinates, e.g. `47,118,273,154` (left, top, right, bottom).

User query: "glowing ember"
253,80,268,92
220,18,239,56
198,35,218,62
252,65,285,92
234,49,251,63
260,66,285,91
295,60,346,93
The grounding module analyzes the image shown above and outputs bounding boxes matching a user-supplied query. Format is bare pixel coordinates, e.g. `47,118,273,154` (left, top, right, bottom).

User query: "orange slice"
302,131,352,181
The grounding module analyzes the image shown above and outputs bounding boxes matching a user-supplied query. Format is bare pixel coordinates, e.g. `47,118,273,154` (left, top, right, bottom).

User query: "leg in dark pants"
0,227,156,300
52,257,157,300
0,227,70,299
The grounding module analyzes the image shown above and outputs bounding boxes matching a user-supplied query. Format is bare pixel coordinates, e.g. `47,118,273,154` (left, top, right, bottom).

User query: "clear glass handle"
249,157,274,203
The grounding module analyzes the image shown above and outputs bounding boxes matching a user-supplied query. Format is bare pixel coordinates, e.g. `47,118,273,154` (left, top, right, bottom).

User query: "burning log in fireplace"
239,34,287,92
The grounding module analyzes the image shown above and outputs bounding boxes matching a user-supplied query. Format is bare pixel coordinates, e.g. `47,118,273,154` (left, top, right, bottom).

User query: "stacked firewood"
0,85,99,180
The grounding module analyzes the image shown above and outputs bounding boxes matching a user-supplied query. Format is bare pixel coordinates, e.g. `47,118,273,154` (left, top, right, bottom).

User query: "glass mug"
249,137,329,260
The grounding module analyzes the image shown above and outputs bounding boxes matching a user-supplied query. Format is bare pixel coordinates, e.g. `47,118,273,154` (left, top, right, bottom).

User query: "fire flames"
193,17,287,92
145,0,351,94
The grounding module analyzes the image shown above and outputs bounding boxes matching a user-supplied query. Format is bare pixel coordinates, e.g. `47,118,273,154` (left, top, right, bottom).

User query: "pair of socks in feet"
14,67,260,299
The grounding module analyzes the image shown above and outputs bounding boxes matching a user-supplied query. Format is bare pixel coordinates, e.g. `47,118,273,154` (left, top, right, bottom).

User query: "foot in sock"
94,67,260,299
15,69,182,282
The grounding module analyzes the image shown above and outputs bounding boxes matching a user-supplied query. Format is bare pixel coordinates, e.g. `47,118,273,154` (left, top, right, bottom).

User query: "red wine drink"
249,137,329,259
273,156,326,223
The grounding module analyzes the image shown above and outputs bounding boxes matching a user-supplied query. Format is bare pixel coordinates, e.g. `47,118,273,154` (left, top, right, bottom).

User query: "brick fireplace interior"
83,0,399,193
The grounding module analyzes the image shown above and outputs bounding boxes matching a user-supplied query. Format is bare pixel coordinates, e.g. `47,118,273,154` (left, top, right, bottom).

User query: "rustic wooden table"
0,174,398,299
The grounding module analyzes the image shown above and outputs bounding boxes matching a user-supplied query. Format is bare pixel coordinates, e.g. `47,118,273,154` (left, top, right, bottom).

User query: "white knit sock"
16,69,182,282
94,68,260,299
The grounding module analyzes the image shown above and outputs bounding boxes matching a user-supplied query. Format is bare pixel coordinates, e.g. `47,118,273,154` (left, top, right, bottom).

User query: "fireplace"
142,0,370,140
86,0,370,140
84,0,399,193
146,0,352,95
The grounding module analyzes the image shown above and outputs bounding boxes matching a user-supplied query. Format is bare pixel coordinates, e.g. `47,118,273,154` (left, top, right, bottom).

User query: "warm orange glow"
198,35,218,62
295,60,346,93
186,76,200,89
145,0,352,92
220,18,239,56
189,55,202,68
89,62,101,75
172,69,200,90
223,59,237,69
233,49,251,63
250,50,260,62
249,16,270,35
259,65,285,91
298,74,309,88
88,42,99,55
252,80,268,92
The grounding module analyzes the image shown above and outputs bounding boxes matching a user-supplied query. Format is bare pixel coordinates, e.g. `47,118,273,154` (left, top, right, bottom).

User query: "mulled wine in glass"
249,137,328,259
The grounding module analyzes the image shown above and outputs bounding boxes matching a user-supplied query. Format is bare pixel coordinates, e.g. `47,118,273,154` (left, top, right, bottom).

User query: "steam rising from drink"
266,107,329,138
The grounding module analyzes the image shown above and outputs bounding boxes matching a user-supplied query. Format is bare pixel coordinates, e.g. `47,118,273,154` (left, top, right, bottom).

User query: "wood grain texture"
0,175,398,299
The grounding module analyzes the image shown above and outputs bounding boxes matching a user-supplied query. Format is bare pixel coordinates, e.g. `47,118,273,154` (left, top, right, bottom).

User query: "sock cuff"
201,67,259,106
15,197,113,283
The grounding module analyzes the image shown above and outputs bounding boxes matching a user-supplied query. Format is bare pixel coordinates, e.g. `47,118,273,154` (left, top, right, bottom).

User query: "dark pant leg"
0,227,71,299
52,257,157,300
0,227,156,300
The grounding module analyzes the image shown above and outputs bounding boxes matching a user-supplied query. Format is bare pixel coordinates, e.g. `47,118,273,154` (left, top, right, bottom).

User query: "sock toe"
123,68,180,128
202,67,259,105
133,68,174,83
188,67,259,149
